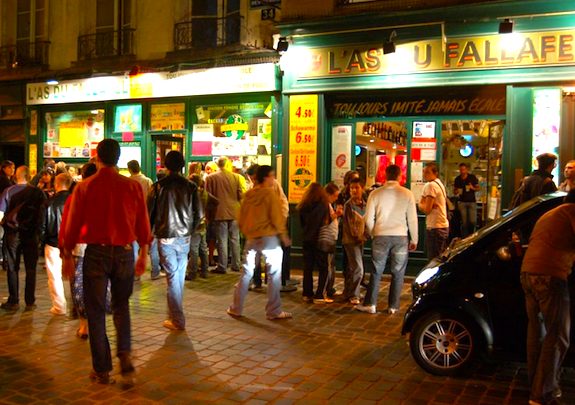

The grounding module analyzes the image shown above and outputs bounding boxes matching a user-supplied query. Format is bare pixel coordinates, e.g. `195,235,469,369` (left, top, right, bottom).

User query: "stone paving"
0,261,574,404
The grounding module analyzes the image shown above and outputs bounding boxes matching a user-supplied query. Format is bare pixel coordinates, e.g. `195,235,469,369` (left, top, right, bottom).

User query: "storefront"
278,0,575,268
25,63,282,179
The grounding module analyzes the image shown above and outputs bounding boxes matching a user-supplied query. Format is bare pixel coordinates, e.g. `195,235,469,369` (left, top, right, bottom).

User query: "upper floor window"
17,0,46,45
96,0,132,33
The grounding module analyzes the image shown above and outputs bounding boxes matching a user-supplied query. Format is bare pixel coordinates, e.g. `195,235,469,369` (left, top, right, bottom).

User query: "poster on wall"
191,124,214,156
151,103,185,131
288,95,318,203
29,144,37,176
44,110,104,157
114,104,142,133
413,121,436,138
30,110,38,136
532,88,560,184
331,125,352,186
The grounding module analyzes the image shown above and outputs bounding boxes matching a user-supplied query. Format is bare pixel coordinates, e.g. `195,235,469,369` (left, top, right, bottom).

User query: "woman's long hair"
297,182,329,212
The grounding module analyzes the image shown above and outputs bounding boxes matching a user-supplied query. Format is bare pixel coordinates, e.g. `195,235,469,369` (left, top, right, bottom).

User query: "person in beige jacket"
227,165,292,320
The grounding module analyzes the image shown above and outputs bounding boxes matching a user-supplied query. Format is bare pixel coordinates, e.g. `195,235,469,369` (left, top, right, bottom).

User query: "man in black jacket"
513,153,558,208
148,151,200,331
0,166,46,311
41,173,72,315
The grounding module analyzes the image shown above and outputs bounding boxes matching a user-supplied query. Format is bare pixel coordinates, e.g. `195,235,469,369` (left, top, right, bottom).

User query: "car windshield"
439,192,566,260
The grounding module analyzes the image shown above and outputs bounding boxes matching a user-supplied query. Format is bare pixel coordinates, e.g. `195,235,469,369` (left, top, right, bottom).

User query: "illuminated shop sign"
26,63,278,105
292,29,575,78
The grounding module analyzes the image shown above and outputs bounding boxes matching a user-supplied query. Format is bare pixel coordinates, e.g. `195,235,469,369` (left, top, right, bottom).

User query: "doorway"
153,135,184,179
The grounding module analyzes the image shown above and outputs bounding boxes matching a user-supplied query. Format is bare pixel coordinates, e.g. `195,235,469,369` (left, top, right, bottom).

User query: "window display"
44,109,104,158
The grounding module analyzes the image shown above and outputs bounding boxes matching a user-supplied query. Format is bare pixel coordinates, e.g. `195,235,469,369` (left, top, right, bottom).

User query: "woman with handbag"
297,183,331,303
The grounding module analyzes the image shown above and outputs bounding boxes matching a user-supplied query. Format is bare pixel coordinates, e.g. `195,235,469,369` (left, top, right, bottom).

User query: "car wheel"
409,311,478,376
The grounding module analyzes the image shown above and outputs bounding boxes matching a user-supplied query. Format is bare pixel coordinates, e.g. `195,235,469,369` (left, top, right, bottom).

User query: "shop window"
192,102,273,168
150,103,186,131
345,120,408,188
440,119,504,227
44,110,105,158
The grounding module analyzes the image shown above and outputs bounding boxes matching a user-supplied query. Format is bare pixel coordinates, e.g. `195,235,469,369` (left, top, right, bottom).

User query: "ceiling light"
46,79,58,85
499,18,513,34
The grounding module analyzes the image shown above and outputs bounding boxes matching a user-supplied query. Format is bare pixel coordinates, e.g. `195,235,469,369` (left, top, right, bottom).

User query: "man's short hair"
55,173,73,190
81,163,97,180
246,164,259,177
459,163,469,168
127,160,141,174
0,160,14,171
164,151,185,172
256,165,273,184
425,162,439,175
15,166,30,182
97,139,121,166
385,164,401,181
217,156,229,169
536,153,557,170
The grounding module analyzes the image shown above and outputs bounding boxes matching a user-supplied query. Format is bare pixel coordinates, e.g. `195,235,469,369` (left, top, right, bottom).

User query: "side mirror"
496,246,512,261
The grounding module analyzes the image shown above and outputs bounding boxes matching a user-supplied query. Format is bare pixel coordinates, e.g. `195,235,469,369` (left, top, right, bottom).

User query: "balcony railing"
0,41,50,69
174,14,241,51
77,28,135,61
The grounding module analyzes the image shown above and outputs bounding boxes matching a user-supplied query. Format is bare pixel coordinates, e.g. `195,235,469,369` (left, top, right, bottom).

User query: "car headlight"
415,266,439,285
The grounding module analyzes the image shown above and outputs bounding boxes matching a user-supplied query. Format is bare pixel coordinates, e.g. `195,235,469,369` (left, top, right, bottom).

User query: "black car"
402,192,570,376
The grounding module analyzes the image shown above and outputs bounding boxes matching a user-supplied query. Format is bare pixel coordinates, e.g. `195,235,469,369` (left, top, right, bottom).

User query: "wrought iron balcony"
77,28,135,61
173,14,241,51
0,41,50,69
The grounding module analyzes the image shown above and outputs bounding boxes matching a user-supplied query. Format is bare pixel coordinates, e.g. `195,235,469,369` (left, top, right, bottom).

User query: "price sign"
288,95,318,203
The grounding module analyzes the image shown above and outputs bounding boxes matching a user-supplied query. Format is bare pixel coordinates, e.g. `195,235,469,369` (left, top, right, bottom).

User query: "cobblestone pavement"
0,261,574,405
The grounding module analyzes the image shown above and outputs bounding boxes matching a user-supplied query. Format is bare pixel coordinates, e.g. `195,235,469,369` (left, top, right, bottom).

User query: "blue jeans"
215,220,241,273
458,201,477,237
229,236,283,318
83,244,135,373
520,273,570,403
426,227,449,260
150,238,161,277
364,236,408,309
158,237,190,329
188,232,208,277
343,243,364,300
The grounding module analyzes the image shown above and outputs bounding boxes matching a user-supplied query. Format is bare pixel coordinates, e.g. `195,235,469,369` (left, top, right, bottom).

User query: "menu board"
151,103,185,131
288,95,318,203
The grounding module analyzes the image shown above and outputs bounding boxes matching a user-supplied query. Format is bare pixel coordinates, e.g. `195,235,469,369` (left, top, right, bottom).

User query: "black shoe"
89,370,115,385
0,302,19,311
211,268,227,274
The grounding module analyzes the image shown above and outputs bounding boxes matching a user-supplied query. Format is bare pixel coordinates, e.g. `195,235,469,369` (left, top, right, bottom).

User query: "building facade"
278,0,575,266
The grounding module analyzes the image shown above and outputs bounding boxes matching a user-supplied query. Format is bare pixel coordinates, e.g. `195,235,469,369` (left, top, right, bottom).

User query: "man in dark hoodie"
513,153,558,208
148,151,200,331
227,165,292,320
41,173,72,315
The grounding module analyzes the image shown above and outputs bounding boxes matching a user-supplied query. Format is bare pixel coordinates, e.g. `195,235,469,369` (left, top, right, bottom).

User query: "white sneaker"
355,304,376,314
387,308,399,315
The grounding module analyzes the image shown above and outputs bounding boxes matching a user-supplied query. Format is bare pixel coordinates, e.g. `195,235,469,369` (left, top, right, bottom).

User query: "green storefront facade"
279,0,575,271
25,63,283,183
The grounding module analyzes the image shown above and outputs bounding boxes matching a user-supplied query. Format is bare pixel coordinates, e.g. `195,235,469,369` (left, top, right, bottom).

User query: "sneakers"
267,311,292,320
349,297,360,305
162,320,185,331
226,307,242,318
387,308,399,315
89,370,115,385
355,304,376,314
313,297,334,304
0,302,19,311
119,353,136,387
302,296,313,303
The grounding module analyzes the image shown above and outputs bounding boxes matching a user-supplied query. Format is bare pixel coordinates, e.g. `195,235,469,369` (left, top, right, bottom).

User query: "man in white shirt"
356,165,418,315
127,160,153,197
418,162,450,260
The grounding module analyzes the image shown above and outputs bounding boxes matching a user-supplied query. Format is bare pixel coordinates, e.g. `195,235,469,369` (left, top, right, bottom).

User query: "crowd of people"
0,140,573,398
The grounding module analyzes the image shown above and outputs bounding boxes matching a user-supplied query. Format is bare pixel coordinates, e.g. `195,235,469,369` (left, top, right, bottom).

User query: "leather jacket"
148,173,201,238
41,190,71,247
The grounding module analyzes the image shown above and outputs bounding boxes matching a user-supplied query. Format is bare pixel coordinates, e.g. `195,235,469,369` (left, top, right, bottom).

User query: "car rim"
418,318,473,369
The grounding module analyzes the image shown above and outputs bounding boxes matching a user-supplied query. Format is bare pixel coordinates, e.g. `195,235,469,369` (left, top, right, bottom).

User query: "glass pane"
354,121,408,188
193,0,217,15
44,110,106,158
122,0,131,26
192,18,217,48
227,0,239,13
17,13,31,39
17,0,31,13
96,0,115,29
35,9,45,38
225,12,240,45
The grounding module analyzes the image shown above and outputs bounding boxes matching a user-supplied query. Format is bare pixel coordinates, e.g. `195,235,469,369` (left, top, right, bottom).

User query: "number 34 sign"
288,94,318,203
